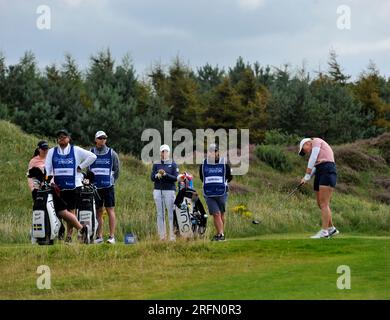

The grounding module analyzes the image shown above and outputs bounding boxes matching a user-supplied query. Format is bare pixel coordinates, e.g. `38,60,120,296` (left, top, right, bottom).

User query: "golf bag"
76,172,98,243
173,172,208,238
29,167,62,245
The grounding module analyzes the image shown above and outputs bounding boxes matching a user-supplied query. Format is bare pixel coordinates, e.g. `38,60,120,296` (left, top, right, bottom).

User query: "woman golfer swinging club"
298,137,340,239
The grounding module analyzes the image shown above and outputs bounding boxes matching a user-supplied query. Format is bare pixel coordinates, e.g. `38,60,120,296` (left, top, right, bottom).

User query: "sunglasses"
57,135,69,140
97,137,107,140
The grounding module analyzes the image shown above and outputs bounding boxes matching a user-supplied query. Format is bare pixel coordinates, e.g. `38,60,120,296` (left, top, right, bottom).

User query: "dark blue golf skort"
314,162,337,191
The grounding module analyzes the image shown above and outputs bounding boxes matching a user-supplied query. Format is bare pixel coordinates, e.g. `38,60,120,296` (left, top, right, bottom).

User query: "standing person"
298,137,340,239
27,141,49,200
199,143,232,241
45,129,97,243
151,144,179,241
89,131,120,245
27,141,89,242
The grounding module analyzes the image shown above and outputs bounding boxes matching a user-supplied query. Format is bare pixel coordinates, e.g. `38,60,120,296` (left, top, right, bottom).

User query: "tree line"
0,49,389,156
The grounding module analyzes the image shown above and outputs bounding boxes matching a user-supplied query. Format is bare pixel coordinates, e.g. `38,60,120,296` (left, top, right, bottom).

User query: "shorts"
314,162,337,192
60,188,80,211
96,186,115,208
205,194,228,215
32,189,67,213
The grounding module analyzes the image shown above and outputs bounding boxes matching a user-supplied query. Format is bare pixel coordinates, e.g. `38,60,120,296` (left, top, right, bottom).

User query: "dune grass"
0,120,390,244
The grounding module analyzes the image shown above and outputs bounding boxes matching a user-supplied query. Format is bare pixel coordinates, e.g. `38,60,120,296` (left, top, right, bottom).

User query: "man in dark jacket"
151,144,179,241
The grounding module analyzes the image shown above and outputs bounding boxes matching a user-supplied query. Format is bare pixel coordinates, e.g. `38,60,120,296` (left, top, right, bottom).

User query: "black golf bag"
76,172,98,243
29,167,62,245
173,187,208,239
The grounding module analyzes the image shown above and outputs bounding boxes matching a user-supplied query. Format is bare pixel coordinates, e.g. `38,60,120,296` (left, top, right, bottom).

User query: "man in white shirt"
45,129,97,243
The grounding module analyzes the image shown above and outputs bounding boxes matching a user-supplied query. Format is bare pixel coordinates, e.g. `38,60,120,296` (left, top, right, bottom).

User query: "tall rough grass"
0,120,389,244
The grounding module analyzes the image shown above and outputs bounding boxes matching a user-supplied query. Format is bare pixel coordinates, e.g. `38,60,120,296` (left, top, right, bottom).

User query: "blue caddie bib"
202,158,227,197
52,145,76,190
89,147,113,189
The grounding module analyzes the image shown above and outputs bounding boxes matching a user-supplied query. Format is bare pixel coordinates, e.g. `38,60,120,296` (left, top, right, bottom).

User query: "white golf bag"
76,174,98,243
174,195,195,239
174,172,208,239
32,188,61,245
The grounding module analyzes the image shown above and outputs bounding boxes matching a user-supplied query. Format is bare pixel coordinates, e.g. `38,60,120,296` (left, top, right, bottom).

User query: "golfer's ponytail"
32,148,40,158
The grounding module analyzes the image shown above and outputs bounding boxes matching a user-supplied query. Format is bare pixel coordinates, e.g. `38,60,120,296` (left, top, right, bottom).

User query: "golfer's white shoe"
328,227,340,237
310,229,330,239
94,237,104,244
107,236,116,244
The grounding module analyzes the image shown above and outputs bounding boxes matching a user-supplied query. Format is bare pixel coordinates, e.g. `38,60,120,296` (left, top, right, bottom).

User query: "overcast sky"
0,0,389,79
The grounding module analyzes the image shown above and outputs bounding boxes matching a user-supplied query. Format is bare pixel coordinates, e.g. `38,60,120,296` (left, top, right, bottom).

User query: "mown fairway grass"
1,234,389,300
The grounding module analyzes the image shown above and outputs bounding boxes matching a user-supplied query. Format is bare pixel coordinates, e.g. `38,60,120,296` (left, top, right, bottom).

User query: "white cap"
160,144,170,152
298,138,311,156
95,131,107,139
208,143,219,152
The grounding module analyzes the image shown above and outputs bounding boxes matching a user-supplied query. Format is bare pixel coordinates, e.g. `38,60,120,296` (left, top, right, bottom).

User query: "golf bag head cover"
28,167,45,182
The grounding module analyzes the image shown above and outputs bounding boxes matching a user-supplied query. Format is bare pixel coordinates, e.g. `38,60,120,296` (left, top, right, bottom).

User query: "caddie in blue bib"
202,158,227,197
89,147,113,189
52,145,76,190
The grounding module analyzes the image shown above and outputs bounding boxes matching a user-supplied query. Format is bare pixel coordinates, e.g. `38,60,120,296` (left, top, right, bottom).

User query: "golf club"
286,181,304,199
277,181,305,210
250,182,304,224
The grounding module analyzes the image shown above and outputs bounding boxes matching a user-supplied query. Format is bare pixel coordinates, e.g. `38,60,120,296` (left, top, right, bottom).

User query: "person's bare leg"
315,191,320,209
57,210,83,230
66,209,76,238
213,212,224,235
96,207,104,238
328,211,334,228
221,213,225,228
327,188,334,228
318,186,333,230
106,207,116,238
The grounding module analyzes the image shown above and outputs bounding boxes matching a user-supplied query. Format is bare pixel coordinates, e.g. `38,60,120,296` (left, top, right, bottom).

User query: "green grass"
1,120,389,243
0,234,389,300
0,120,389,300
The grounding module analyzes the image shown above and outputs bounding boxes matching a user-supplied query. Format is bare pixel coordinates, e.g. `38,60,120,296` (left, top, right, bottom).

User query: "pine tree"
354,61,390,132
114,53,138,103
164,57,203,130
4,51,44,115
0,52,6,100
205,77,243,130
228,56,248,85
196,63,224,92
327,50,351,85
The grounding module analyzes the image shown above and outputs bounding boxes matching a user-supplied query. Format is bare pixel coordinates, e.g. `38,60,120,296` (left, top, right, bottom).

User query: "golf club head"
252,220,260,225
